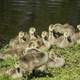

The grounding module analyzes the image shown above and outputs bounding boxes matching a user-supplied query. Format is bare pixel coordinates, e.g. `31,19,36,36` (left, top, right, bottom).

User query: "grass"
0,44,80,80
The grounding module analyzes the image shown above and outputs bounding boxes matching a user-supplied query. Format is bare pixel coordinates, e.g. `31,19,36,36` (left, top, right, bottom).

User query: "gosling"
19,48,49,74
9,31,26,49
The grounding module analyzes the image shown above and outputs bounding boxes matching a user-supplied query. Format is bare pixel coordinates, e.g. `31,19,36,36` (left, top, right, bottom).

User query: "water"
0,0,80,39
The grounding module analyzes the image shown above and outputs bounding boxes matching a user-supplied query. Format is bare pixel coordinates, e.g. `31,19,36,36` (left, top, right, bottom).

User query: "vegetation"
0,44,80,80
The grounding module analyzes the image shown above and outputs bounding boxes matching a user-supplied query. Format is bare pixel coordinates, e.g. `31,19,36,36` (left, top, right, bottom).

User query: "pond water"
0,0,80,38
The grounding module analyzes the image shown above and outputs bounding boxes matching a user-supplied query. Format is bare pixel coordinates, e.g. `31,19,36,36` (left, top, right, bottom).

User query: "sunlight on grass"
0,44,80,80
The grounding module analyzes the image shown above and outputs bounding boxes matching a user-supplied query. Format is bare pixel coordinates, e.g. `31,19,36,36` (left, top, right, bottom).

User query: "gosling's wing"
47,57,65,68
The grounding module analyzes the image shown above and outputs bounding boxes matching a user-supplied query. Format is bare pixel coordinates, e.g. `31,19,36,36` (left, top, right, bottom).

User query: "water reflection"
0,0,80,38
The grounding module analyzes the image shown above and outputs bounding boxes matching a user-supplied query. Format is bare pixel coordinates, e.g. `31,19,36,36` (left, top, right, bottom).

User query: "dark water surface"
0,0,80,39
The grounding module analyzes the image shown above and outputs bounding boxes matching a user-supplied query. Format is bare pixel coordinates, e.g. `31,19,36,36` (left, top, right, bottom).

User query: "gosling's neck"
30,33,36,40
42,37,50,48
18,37,25,43
48,31,55,40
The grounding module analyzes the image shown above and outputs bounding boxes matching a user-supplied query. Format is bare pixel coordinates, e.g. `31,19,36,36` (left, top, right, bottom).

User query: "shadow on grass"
23,69,53,80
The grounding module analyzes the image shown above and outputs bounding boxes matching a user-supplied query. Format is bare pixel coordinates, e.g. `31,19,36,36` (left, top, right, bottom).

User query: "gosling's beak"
34,32,38,38
44,36,48,41
22,36,26,41
67,36,72,42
